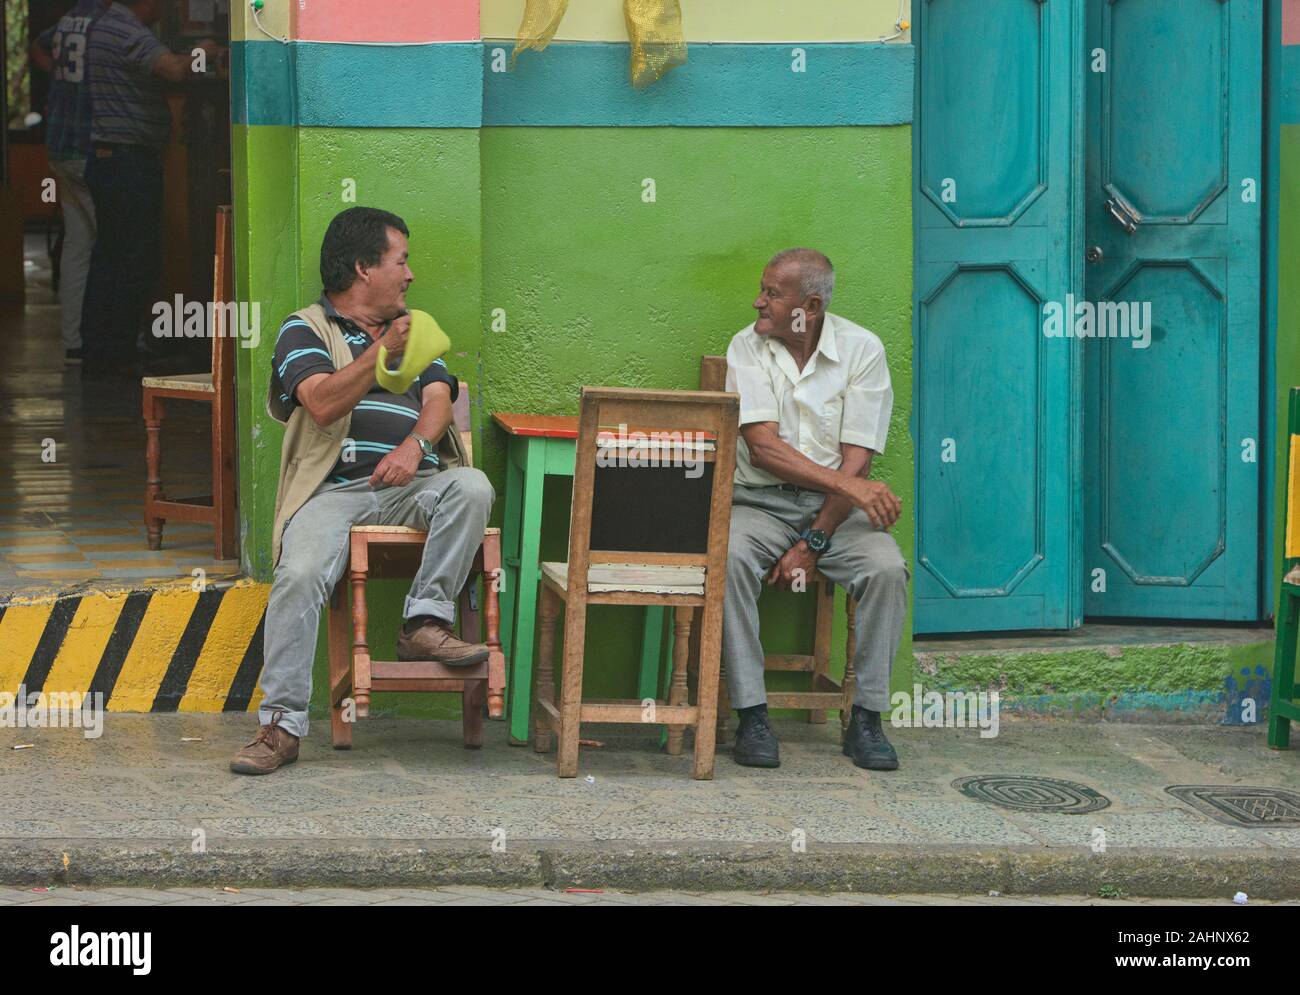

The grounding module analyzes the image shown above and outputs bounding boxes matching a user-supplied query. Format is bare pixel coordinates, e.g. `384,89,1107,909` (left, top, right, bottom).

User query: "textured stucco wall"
481,0,912,43
480,125,915,699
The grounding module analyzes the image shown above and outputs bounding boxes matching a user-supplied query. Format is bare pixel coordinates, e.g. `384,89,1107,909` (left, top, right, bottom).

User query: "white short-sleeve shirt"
724,313,894,487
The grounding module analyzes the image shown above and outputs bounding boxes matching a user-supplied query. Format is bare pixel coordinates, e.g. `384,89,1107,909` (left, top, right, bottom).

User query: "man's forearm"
745,427,858,497
812,448,873,536
412,397,452,449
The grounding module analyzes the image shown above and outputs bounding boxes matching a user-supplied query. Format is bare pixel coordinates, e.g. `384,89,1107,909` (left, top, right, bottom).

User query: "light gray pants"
50,158,95,351
722,484,908,713
258,466,495,737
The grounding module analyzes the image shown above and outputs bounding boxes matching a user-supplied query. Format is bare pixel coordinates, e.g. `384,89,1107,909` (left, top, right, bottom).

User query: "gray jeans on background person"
723,484,909,714
258,466,495,737
49,158,96,351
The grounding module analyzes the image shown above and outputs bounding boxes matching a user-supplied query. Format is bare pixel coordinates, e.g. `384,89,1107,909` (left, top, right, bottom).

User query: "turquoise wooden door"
914,0,1082,633
1083,0,1262,619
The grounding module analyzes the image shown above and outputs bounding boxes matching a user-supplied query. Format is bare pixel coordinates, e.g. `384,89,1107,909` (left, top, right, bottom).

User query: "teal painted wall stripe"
231,39,294,127
483,42,913,127
1283,44,1300,123
232,40,914,128
232,40,482,127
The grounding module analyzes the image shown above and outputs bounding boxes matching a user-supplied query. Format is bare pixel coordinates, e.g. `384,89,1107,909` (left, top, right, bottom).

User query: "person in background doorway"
79,0,221,372
30,0,109,366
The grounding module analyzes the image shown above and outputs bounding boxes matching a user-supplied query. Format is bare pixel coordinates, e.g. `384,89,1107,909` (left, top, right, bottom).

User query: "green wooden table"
494,413,665,744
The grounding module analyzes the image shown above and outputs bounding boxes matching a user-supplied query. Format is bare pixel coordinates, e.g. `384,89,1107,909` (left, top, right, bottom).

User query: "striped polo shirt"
271,297,460,484
87,2,170,150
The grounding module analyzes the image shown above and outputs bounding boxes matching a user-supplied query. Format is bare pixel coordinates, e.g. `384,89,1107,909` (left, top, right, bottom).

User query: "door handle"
1105,197,1139,235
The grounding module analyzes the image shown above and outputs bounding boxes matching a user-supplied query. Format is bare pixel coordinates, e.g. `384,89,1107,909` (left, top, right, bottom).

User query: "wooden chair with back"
533,386,739,779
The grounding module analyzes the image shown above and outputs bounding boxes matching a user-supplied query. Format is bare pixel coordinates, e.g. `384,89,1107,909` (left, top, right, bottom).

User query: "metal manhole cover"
952,775,1110,814
1165,785,1300,828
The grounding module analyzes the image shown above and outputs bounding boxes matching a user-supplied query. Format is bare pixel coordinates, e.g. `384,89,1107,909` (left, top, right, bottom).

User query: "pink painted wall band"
296,0,481,43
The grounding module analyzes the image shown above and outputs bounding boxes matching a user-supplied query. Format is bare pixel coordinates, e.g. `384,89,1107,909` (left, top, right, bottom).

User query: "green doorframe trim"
1264,0,1282,621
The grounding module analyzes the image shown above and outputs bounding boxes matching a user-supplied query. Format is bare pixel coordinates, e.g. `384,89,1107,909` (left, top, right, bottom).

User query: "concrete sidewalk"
3,713,1299,897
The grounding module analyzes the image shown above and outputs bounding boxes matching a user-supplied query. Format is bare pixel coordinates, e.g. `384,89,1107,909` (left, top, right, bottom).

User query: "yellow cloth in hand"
375,309,450,394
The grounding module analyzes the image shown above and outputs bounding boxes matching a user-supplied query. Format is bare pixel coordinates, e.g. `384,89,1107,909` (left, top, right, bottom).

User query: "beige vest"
267,303,468,566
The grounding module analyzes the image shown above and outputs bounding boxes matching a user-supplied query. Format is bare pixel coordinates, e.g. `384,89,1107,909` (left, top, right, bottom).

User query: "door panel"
914,0,1080,633
1083,0,1261,619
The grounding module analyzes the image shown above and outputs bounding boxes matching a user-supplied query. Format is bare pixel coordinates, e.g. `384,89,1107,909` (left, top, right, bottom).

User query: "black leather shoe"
843,706,899,770
733,705,780,768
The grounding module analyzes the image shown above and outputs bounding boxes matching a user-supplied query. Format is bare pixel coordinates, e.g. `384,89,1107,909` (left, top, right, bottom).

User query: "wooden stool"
324,381,506,749
327,526,505,749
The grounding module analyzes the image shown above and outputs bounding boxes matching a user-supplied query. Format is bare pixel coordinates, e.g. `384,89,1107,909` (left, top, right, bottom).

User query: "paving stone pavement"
2,713,1297,847
0,885,1291,906
2,713,1300,895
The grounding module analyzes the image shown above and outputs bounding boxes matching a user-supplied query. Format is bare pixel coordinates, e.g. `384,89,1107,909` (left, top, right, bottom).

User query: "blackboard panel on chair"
589,462,716,554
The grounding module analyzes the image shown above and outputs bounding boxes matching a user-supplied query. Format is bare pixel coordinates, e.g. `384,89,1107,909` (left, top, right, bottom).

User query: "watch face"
806,530,828,553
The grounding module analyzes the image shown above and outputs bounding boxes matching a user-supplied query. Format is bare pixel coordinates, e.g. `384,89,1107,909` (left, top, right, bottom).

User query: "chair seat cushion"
141,372,213,392
542,560,705,595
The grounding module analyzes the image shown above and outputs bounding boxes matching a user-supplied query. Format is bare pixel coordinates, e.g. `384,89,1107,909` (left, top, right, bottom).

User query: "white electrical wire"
868,0,911,44
250,5,287,44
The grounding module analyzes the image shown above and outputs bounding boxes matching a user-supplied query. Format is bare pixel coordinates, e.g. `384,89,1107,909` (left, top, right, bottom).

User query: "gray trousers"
722,484,908,713
258,466,495,737
49,158,95,351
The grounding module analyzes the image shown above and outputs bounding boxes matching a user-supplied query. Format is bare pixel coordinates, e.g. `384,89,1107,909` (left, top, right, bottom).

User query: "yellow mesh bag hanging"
624,0,687,88
512,0,570,64
512,0,686,87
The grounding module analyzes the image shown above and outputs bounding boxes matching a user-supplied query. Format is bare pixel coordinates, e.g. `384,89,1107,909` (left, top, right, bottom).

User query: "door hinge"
1105,197,1140,235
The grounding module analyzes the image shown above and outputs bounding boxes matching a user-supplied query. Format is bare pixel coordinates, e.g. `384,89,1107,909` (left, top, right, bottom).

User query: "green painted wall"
1276,124,1300,592
232,124,299,581
480,125,915,703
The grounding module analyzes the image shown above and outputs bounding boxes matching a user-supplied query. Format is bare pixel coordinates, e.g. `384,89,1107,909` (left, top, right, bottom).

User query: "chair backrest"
566,387,738,589
453,380,473,467
210,205,235,397
699,355,727,391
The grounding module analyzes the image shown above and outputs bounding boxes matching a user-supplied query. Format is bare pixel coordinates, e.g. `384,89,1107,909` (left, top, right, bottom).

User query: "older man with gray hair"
723,248,908,771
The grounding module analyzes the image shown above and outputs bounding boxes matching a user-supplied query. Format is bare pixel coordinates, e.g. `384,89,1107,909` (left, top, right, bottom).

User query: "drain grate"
952,775,1110,814
1165,785,1300,828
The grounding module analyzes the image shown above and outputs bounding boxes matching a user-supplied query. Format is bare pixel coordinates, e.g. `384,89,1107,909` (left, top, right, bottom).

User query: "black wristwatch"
799,527,830,555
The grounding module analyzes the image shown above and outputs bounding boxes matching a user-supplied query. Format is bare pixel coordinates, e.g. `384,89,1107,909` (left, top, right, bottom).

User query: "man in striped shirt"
232,208,496,775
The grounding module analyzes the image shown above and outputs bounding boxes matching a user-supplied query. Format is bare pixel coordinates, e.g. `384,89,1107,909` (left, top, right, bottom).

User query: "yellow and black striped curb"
0,581,269,713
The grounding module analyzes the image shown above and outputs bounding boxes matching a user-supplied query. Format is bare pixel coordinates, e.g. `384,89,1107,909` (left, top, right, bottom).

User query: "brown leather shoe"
230,712,300,775
396,619,490,667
